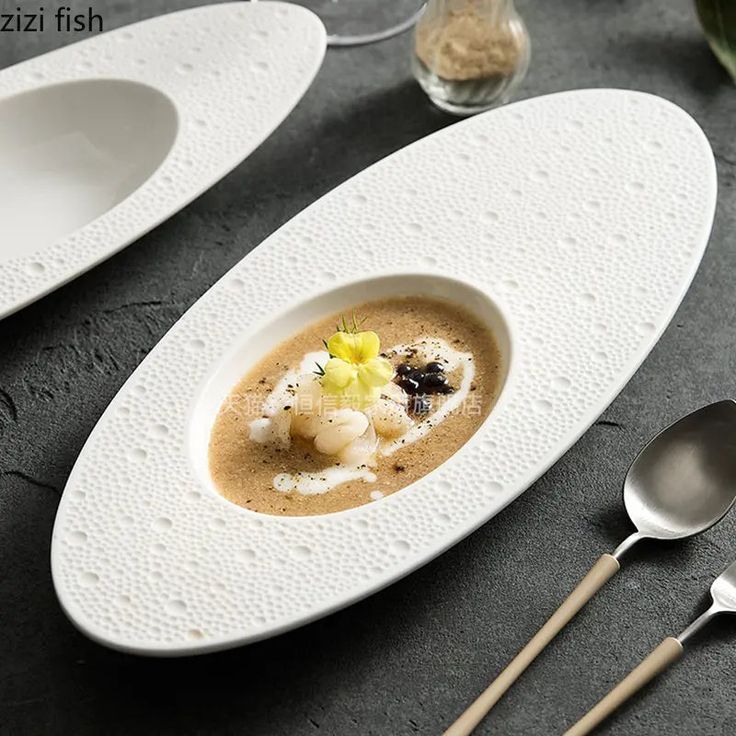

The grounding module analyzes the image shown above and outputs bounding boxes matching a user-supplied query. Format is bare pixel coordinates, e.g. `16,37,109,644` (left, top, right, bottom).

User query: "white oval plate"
0,1,325,320
51,89,716,656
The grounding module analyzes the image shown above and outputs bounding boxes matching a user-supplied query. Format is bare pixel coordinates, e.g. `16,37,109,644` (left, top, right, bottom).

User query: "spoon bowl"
618,400,736,554
711,560,736,612
678,560,736,643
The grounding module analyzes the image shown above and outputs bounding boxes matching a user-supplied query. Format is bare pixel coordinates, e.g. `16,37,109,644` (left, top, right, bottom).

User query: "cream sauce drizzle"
381,337,475,456
260,350,328,416
273,467,377,496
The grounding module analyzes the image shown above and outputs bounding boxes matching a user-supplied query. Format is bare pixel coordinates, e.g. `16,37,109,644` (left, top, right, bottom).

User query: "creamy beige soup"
209,296,502,516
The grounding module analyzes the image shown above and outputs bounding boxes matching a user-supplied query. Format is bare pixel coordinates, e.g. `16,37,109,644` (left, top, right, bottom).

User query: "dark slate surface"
1,1,735,734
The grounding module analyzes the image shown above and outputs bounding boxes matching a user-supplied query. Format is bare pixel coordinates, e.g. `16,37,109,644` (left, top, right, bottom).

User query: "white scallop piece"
0,1,326,319
51,89,716,656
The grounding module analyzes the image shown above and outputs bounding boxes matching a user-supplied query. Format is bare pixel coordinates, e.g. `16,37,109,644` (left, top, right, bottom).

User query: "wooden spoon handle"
563,637,683,736
444,554,620,736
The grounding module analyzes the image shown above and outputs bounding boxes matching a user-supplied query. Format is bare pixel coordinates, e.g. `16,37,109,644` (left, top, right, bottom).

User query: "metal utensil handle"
444,554,620,736
563,637,683,736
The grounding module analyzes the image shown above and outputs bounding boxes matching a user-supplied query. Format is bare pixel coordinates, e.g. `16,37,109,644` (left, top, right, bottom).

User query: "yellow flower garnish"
320,328,393,408
327,330,380,365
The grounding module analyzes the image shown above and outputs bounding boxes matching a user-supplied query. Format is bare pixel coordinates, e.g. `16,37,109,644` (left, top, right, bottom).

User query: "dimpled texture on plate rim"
51,89,716,655
0,1,326,318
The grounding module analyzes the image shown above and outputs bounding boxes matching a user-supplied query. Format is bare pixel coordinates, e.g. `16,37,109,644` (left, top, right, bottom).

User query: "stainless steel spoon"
565,559,736,735
446,400,736,736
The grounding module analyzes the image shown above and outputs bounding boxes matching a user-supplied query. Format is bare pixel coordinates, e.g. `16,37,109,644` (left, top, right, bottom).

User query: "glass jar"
412,0,530,116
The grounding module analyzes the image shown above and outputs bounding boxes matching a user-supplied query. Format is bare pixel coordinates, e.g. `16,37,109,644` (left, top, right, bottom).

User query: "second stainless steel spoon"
565,559,736,735
445,400,736,736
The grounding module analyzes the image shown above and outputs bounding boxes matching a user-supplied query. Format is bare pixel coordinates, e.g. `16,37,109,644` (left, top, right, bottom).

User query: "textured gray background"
1,1,735,734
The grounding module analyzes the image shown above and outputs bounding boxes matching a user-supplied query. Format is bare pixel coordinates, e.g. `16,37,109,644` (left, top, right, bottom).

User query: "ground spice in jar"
415,3,523,81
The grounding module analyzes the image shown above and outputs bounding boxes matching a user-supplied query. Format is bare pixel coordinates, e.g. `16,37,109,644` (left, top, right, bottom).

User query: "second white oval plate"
0,1,325,319
52,89,716,655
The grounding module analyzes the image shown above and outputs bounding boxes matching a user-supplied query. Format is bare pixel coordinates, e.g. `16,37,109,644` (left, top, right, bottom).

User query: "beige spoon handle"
444,554,620,736
563,637,683,736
